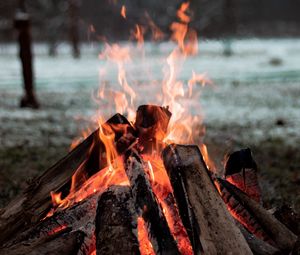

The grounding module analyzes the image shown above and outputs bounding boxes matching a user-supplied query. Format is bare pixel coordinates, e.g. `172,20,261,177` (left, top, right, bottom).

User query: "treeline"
1,0,300,43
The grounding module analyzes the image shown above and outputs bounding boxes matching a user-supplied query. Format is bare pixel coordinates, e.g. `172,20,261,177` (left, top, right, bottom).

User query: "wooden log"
236,221,280,255
135,105,171,153
224,148,261,203
124,151,179,255
162,144,252,255
215,178,298,252
0,229,85,255
5,194,98,249
95,185,140,255
0,113,136,245
272,205,300,235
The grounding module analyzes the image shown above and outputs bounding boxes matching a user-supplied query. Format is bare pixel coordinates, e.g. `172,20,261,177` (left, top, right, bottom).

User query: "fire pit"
0,105,298,255
0,2,299,255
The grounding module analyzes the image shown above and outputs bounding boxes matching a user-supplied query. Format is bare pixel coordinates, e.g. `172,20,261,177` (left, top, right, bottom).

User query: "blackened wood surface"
135,105,171,153
236,221,280,255
95,185,140,255
162,144,252,255
224,148,261,203
216,178,297,252
0,113,135,246
0,229,85,255
5,194,97,249
124,152,179,255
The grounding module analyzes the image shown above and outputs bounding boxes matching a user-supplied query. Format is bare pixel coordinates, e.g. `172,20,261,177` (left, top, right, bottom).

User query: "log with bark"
224,148,261,203
236,221,280,255
5,193,98,251
135,105,171,153
162,144,252,255
0,228,85,255
95,185,140,255
124,150,179,254
0,113,136,246
215,178,298,252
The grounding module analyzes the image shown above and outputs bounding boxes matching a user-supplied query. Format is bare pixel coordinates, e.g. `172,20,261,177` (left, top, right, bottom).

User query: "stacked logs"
0,105,299,255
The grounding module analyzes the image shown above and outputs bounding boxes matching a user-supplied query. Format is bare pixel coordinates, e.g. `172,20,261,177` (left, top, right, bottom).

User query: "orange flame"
121,5,126,19
143,155,193,254
199,143,217,172
138,217,155,255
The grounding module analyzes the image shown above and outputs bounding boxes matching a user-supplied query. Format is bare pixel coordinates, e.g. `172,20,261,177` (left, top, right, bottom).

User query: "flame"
132,24,145,48
138,217,155,255
44,3,219,254
121,5,126,19
199,143,217,172
145,12,165,41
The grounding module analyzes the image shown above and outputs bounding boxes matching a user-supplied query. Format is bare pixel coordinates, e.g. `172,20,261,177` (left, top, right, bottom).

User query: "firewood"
95,185,140,255
124,151,179,254
135,105,171,153
236,221,280,255
0,229,85,255
0,113,136,245
216,178,298,252
162,144,252,255
224,148,261,203
5,194,98,249
215,177,272,244
272,205,300,235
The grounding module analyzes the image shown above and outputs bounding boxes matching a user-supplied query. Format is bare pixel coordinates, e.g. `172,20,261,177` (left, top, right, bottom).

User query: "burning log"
5,194,98,250
0,229,85,255
124,151,179,254
162,144,252,255
0,113,136,245
236,221,280,255
224,148,261,203
215,178,298,252
135,105,171,153
95,185,140,255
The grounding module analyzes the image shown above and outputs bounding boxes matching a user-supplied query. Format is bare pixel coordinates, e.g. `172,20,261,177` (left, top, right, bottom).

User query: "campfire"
0,2,299,255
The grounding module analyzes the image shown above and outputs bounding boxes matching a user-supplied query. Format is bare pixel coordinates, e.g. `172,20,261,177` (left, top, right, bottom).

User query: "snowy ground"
0,39,299,210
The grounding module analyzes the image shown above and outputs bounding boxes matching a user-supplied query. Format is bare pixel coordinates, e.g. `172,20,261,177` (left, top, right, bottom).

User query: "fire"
121,5,126,19
45,2,218,254
143,154,193,255
138,217,155,255
199,143,217,172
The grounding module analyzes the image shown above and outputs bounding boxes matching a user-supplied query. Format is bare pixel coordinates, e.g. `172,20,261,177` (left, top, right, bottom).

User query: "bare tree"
14,0,39,108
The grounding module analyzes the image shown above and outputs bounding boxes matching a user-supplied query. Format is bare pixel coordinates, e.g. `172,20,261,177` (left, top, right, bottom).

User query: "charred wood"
95,185,140,255
224,148,261,203
124,151,179,255
216,178,297,252
215,178,272,243
272,205,300,235
135,105,171,153
0,229,85,255
0,113,136,245
5,194,97,250
162,144,252,255
236,221,280,255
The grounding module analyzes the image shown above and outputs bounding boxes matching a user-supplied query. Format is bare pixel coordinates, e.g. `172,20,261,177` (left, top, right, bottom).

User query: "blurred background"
0,0,299,212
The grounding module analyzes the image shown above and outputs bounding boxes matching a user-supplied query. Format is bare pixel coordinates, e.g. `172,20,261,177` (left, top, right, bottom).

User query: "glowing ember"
137,217,155,255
